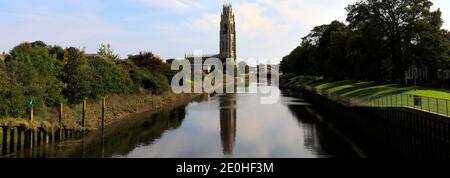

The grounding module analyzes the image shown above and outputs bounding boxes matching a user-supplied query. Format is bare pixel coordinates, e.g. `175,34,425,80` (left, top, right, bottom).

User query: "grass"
283,75,450,116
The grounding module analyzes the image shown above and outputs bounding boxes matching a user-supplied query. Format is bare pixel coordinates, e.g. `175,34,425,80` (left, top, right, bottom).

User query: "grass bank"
282,75,450,100
0,92,201,131
281,75,450,116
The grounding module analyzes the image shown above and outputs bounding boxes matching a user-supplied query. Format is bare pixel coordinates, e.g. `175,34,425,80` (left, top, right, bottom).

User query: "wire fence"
368,94,450,117
306,86,450,117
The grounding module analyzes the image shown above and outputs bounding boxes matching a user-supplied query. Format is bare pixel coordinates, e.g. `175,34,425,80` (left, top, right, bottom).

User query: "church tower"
220,4,236,62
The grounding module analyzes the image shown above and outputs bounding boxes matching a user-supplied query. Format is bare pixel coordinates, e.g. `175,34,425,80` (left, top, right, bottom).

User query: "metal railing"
305,85,450,117
368,94,450,117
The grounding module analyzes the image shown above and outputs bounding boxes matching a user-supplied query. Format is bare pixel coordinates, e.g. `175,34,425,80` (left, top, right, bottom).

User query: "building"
186,4,237,64
219,4,237,61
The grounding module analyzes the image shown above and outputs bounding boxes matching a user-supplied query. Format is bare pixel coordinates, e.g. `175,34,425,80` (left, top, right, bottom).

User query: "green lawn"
287,76,450,116
312,79,450,100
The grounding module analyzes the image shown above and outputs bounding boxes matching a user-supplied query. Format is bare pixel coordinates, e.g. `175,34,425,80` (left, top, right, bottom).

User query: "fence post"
102,97,106,132
390,95,392,106
82,98,86,128
428,97,431,112
59,103,63,126
407,94,409,108
436,98,439,114
9,127,15,153
2,127,8,155
447,99,449,117
401,94,403,107
16,127,22,151
395,95,398,107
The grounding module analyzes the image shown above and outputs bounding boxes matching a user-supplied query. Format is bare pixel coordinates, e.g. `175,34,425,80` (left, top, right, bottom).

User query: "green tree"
316,21,351,79
346,0,449,82
62,47,96,103
97,44,120,61
7,42,64,109
49,45,65,61
88,58,133,97
129,52,173,81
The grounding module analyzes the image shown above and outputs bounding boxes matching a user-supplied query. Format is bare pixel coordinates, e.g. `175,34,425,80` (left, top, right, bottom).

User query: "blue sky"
0,0,449,65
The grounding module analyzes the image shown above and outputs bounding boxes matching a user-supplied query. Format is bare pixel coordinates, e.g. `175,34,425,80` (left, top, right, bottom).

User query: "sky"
0,0,449,65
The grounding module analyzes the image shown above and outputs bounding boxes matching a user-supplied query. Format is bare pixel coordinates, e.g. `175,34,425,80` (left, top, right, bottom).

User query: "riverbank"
281,75,450,158
0,92,202,131
281,75,450,102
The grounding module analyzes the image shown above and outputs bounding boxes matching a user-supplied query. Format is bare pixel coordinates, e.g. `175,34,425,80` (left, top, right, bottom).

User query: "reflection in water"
10,83,375,158
219,94,237,155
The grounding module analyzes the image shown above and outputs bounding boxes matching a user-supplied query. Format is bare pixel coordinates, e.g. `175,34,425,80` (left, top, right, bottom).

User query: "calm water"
12,82,365,158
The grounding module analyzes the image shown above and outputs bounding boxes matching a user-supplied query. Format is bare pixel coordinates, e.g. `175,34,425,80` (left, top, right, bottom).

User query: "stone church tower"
220,4,236,62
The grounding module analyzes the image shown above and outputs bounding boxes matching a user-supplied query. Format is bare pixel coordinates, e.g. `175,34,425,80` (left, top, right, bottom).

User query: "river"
11,82,367,158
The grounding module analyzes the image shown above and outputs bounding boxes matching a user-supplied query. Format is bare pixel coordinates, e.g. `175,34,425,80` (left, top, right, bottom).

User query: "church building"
186,4,237,65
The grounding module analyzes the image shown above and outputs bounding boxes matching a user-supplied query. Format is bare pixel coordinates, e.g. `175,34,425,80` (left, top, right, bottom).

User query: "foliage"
97,44,120,61
117,60,169,94
0,42,173,119
128,52,174,83
3,42,64,118
281,0,450,83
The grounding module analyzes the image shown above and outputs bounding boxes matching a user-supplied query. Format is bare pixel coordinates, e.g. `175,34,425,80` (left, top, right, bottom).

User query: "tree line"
281,0,450,83
0,41,173,118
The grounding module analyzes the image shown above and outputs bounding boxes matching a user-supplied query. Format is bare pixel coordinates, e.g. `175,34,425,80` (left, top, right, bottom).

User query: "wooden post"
2,127,7,155
37,129,41,146
24,129,29,149
43,129,47,144
49,129,53,143
102,97,106,132
59,103,63,126
16,127,22,151
53,129,58,143
82,99,86,127
31,129,36,148
9,127,15,153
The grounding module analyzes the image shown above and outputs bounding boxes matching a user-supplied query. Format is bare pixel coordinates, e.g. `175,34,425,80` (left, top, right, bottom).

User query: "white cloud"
1,0,448,63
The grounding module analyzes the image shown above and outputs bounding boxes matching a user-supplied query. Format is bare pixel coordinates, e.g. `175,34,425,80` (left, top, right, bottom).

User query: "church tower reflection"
219,94,237,155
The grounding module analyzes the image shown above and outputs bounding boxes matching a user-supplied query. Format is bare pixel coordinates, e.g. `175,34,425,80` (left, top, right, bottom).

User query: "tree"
0,60,24,117
8,42,63,104
128,52,173,81
316,21,351,79
49,45,65,61
88,57,133,97
346,0,449,82
97,44,120,61
62,47,95,103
